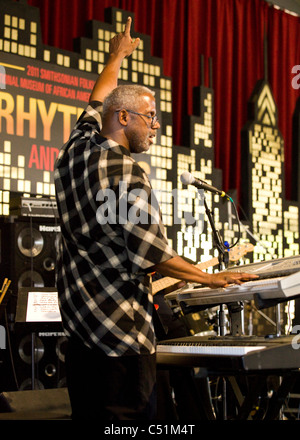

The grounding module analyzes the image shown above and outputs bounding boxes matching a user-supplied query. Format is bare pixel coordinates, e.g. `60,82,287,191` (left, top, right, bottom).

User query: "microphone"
180,171,229,198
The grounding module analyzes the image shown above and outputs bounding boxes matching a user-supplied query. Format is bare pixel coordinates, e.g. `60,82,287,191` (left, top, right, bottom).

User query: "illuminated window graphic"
1,14,37,58
241,81,299,261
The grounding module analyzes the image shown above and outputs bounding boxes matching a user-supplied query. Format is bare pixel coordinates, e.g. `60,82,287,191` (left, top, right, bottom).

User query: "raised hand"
109,17,140,58
89,17,140,102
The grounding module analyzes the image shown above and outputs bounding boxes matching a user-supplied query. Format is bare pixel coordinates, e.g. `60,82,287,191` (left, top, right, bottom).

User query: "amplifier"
10,196,58,218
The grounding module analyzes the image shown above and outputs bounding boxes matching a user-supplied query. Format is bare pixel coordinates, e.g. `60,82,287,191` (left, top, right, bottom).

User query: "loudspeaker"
16,332,67,390
0,216,61,304
1,331,67,391
0,216,65,392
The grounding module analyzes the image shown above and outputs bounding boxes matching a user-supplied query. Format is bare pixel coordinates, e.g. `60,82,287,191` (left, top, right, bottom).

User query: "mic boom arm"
180,171,242,267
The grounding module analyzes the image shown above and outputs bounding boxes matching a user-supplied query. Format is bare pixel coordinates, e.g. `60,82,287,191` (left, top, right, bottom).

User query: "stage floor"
0,388,71,420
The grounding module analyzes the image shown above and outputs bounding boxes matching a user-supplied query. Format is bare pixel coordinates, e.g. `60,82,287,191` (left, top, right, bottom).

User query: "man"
54,17,257,420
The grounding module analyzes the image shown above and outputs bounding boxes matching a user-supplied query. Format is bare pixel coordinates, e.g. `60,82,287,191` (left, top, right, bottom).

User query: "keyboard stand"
214,298,283,419
275,304,282,336
231,371,298,420
228,302,245,336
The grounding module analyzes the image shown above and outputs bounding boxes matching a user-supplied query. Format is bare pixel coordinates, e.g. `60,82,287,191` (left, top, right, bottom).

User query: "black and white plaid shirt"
54,101,177,357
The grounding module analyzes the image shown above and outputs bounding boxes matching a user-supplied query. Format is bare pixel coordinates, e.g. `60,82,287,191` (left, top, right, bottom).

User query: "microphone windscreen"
180,171,194,185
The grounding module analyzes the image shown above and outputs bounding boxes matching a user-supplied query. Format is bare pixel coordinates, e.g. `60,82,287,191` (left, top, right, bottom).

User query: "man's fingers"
132,38,140,50
124,16,140,52
124,17,132,35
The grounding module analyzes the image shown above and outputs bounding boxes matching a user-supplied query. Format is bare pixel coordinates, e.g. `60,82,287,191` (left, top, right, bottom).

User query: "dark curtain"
267,6,300,197
24,0,300,201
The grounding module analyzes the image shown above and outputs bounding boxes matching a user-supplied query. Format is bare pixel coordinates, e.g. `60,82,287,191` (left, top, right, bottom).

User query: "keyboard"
164,270,300,309
156,334,300,372
226,254,300,278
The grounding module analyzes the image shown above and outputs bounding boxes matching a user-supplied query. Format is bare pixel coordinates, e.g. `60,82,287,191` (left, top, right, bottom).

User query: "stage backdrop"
25,0,300,202
0,0,299,340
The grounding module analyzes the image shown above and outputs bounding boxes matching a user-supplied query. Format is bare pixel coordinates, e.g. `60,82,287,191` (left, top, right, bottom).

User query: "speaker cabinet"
0,216,61,308
15,332,67,390
1,331,67,391
0,215,65,392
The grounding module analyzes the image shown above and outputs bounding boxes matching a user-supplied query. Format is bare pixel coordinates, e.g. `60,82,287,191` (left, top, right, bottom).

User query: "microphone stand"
202,192,229,420
203,195,229,273
202,194,229,338
203,192,247,337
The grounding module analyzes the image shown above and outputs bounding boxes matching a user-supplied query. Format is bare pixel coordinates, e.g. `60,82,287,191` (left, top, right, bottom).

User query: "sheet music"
26,291,61,322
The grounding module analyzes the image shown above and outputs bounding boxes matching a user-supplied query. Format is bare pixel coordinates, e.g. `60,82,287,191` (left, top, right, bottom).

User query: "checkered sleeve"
106,157,177,273
123,192,177,273
56,101,103,164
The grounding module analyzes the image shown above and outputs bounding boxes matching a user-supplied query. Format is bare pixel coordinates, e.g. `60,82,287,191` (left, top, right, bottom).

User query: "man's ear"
117,109,128,126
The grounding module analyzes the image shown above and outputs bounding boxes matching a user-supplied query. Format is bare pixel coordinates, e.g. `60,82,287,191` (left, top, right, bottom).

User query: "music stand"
15,287,64,390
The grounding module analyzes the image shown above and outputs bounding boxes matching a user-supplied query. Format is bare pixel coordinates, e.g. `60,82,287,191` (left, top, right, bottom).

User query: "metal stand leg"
275,304,281,336
264,373,298,420
31,332,35,390
218,304,227,336
229,302,244,336
218,305,227,419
